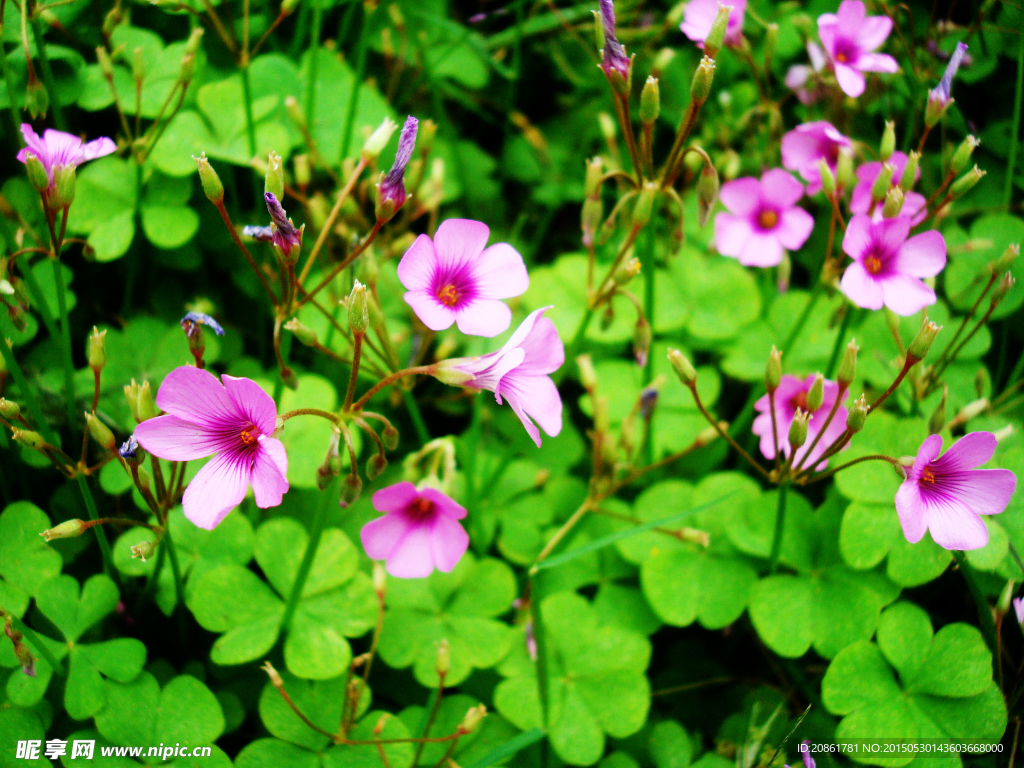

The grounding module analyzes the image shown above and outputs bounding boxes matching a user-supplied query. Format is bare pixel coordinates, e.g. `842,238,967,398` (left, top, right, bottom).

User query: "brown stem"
297,220,383,310
685,382,773,482
768,389,781,471
530,499,593,573
214,201,279,305
349,366,435,413
279,408,340,423
263,664,337,740
410,673,446,768
661,99,702,189
801,454,901,484
297,157,368,285
791,385,847,476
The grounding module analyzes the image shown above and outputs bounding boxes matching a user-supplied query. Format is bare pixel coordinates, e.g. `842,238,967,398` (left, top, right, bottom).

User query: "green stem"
782,284,822,354
641,223,656,386
952,551,998,659
0,319,58,445
339,5,369,162
1005,21,1023,211
272,331,293,407
240,63,258,161
824,305,854,378
51,257,76,428
280,476,335,631
75,475,121,589
139,539,167,606
163,527,185,611
529,572,551,767
28,14,65,130
556,307,595,385
768,482,788,573
401,389,430,445
304,7,322,128
1,609,65,676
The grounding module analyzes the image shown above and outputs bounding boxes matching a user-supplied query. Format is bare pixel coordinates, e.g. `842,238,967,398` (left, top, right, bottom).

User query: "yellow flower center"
758,210,779,229
920,468,936,485
864,255,883,274
437,284,460,307
240,428,258,444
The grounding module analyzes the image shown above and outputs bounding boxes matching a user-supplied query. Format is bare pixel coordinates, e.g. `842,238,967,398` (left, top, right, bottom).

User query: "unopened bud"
435,639,451,676
633,318,651,367
13,429,45,449
0,398,20,419
40,518,86,541
459,704,487,735
668,349,697,387
991,272,1014,306
131,541,156,562
348,281,369,334
382,424,399,450
372,562,387,597
431,364,476,387
691,56,716,105
613,257,641,286
195,153,224,204
87,327,106,372
880,121,896,161
703,4,733,58
950,166,985,198
51,164,76,209
900,151,920,190
818,159,836,198
869,163,894,205
951,135,979,175
652,47,676,77
997,579,1016,616
135,466,152,494
882,186,905,218
765,346,782,391
25,77,48,120
367,453,387,480
777,252,791,292
928,385,947,435
788,409,809,448
24,153,49,193
805,373,825,412
994,244,1019,273
907,318,941,361
837,340,858,388
372,714,389,737
284,318,318,347
96,46,114,79
632,182,657,229
340,473,362,507
86,412,117,451
262,661,284,688
581,197,603,247
577,354,598,391
265,151,284,201
696,162,719,227
362,118,398,161
639,77,660,125
836,147,855,191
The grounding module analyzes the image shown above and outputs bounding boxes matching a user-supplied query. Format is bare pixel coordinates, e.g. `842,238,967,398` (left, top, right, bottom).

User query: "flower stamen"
920,467,936,485
437,284,460,307
758,210,779,229
864,255,883,274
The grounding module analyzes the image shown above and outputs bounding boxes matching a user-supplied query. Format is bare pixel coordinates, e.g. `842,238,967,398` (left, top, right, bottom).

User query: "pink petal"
251,437,289,508
429,514,470,573
361,511,413,561
719,177,762,216
42,129,83,168
19,124,48,163
182,452,251,530
926,497,989,550
155,366,238,429
785,65,812,90
761,169,804,208
842,215,874,261
397,234,438,292
372,481,421,514
498,372,562,447
894,230,945,277
134,414,225,460
680,0,718,42
836,0,866,27
403,290,456,331
835,63,866,97
879,274,936,315
817,18,837,52
933,432,996,472
857,53,899,73
857,14,892,50
514,314,564,376
80,137,116,162
739,232,784,268
714,213,753,257
385,521,436,578
455,298,513,337
938,469,1017,516
895,480,928,543
433,219,490,271
473,242,529,300
840,262,885,309
912,434,945,476
222,375,277,435
420,488,467,520
775,208,814,250
876,216,912,256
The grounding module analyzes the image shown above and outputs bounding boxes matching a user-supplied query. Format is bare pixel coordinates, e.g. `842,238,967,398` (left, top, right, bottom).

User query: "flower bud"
598,112,617,144
131,46,146,86
703,4,733,58
788,409,809,449
613,257,641,286
87,327,106,372
436,639,451,676
348,280,369,334
805,374,825,413
367,453,387,480
951,136,979,175
696,162,719,227
40,518,86,541
195,153,224,204
592,9,605,52
765,346,782,392
869,162,894,205
632,182,657,229
907,318,941,361
668,349,697,387
382,423,399,450
584,156,604,199
86,412,117,451
880,120,896,162
991,272,1015,307
928,385,947,435
777,252,791,292
372,563,387,599
25,77,49,119
900,151,920,191
340,472,362,507
265,151,284,201
950,166,985,198
0,398,21,419
994,243,1019,273
284,318,318,347
13,429,45,449
836,147,855,191
837,339,858,388
882,186,905,218
817,159,836,198
690,56,716,105
633,317,651,368
431,363,476,387
639,77,660,126
131,541,156,562
577,354,598,391
925,91,950,127
51,164,76,209
997,579,1016,616
459,704,487,735
24,152,49,193
581,197,603,247
96,46,114,79
262,661,284,688
362,118,398,161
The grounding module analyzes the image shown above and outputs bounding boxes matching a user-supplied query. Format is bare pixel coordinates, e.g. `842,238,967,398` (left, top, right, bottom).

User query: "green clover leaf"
0,501,63,616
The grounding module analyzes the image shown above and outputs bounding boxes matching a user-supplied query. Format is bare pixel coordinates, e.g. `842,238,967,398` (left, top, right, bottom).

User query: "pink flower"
1014,597,1024,626
398,219,529,337
16,123,115,187
377,116,418,214
850,152,926,224
753,374,849,470
134,366,289,530
839,215,946,315
714,169,814,267
681,0,747,48
784,43,827,104
360,482,469,578
441,307,563,447
781,121,853,195
896,432,1016,550
817,0,898,97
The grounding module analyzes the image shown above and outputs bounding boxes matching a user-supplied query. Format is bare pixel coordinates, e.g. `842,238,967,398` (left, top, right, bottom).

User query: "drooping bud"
376,115,418,223
994,243,1019,273
817,159,836,198
119,435,145,466
348,280,369,334
639,77,660,126
837,339,858,388
991,272,1015,307
131,541,156,562
996,579,1016,617
86,412,117,451
765,346,782,392
805,374,825,413
869,162,894,205
788,409,809,449
195,153,224,204
340,472,362,507
612,257,641,286
263,193,303,261
879,121,896,161
581,197,603,248
668,349,697,387
25,77,49,119
96,46,114,79
362,118,398,161
882,186,905,218
690,56,716,105
265,151,284,201
951,136,979,175
900,151,920,191
696,162,719,227
950,166,985,198
928,385,947,435
907,318,941,361
24,152,49,193
40,518,86,541
835,147,855,191
632,182,657,229
367,453,387,480
87,327,106,372
284,318,318,347
703,4,733,59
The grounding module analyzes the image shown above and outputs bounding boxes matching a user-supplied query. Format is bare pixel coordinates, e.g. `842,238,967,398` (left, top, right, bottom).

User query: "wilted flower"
376,115,418,220
134,367,289,530
839,215,946,315
928,41,968,108
714,169,814,267
753,374,849,470
598,0,632,82
896,432,1016,550
681,0,746,49
243,193,302,260
119,435,139,459
397,218,529,337
817,0,898,97
16,123,115,189
781,121,853,195
360,482,470,578
180,311,225,338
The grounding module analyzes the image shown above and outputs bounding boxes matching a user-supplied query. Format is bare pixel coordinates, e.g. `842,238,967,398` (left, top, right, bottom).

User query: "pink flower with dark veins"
714,169,814,268
850,152,926,225
681,0,747,48
398,219,529,337
839,215,946,315
817,0,898,97
896,432,1016,550
753,374,849,470
781,121,853,195
16,123,115,188
360,482,470,578
134,366,289,530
